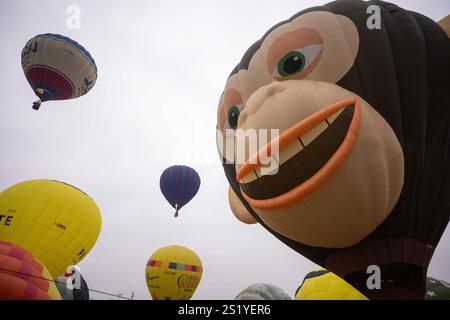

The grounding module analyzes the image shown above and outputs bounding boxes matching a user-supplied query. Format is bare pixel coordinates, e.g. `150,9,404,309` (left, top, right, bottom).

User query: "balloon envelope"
0,180,102,277
160,165,201,216
235,283,291,300
145,245,202,300
21,33,97,107
426,277,450,300
295,269,367,300
56,272,89,300
0,242,61,300
216,0,450,299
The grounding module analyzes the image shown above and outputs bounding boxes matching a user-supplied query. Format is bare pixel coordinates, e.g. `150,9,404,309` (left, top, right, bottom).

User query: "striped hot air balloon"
21,33,97,110
145,245,203,300
0,242,61,300
160,165,201,217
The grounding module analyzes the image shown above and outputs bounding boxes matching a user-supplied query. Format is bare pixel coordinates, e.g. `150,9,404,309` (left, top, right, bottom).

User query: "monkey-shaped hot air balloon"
0,242,61,300
21,34,97,110
0,180,102,277
216,0,450,299
145,245,202,300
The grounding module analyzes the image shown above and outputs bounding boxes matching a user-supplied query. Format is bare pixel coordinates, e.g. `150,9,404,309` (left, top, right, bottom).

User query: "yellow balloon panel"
0,180,102,277
145,245,202,300
42,266,62,300
295,269,367,300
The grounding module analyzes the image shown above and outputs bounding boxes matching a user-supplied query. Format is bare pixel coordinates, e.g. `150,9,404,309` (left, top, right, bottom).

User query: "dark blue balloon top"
160,165,201,215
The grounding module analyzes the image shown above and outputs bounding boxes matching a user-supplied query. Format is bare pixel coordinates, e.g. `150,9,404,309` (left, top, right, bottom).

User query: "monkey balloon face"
216,11,405,248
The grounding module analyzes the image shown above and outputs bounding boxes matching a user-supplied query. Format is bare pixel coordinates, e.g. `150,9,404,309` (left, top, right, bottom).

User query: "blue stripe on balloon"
31,82,58,101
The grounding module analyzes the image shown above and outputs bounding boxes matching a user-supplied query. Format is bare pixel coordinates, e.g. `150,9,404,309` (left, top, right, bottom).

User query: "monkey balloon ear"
228,186,258,225
438,15,450,37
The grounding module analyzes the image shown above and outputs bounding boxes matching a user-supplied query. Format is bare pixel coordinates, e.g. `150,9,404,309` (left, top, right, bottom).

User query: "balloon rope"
0,266,133,300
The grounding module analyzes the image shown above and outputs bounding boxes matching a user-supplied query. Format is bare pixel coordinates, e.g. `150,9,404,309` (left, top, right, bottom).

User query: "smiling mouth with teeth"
236,98,361,210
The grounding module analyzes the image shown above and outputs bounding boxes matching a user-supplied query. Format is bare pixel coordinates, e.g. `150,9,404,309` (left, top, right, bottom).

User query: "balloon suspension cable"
32,99,42,111
174,203,179,217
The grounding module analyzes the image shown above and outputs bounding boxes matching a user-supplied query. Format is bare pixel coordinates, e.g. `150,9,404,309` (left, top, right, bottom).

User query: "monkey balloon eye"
277,51,305,76
227,105,241,130
273,44,323,78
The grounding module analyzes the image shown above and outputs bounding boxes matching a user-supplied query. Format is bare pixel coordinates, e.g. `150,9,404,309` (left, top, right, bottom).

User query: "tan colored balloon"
438,15,450,37
228,187,257,224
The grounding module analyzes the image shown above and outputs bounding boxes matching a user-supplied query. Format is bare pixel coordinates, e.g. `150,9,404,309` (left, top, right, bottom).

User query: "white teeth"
327,109,344,124
240,144,298,181
300,120,328,146
240,108,344,182
256,155,279,177
277,139,303,164
242,169,258,183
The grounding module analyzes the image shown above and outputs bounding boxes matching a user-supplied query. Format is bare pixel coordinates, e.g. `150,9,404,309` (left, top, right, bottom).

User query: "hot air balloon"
216,0,450,299
21,33,97,110
160,165,201,217
295,269,367,300
425,277,450,300
0,242,61,300
145,245,202,300
56,270,90,300
0,180,102,277
235,283,291,300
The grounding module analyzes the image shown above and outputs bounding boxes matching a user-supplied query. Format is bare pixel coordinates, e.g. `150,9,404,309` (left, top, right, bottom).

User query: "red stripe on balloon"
25,65,75,100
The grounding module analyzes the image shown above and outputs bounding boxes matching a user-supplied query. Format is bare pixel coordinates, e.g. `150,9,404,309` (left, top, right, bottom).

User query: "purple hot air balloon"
160,165,201,217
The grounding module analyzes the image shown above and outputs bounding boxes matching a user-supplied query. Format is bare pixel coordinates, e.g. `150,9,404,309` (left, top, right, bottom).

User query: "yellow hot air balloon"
145,245,202,300
0,180,102,277
295,269,367,300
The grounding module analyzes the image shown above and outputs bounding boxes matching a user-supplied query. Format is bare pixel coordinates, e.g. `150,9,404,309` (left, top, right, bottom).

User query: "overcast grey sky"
1,0,449,300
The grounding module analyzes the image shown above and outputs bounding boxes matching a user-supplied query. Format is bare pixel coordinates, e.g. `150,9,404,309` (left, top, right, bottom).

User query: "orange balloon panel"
0,241,44,272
